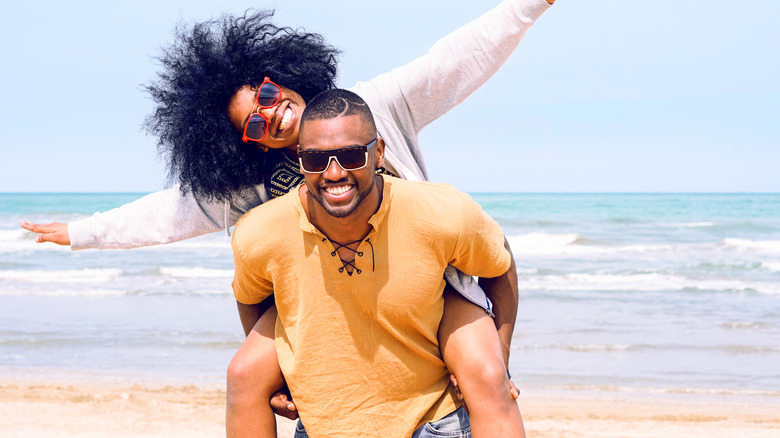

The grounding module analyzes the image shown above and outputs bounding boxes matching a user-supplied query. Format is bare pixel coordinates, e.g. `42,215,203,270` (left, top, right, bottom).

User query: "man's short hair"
301,89,377,133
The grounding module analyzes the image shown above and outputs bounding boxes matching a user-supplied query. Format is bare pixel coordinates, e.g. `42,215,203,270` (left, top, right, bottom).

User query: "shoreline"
2,379,778,437
517,386,780,438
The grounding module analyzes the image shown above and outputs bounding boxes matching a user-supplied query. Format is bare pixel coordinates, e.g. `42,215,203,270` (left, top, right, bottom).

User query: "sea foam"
761,262,780,272
0,268,123,283
159,267,234,278
723,238,780,253
516,272,780,294
508,232,587,255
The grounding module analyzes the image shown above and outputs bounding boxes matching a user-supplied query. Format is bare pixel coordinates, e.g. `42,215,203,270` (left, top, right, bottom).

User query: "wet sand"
1,380,778,437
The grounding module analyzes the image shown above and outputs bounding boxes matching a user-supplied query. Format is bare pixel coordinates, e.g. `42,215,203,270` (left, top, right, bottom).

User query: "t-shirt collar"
295,175,393,236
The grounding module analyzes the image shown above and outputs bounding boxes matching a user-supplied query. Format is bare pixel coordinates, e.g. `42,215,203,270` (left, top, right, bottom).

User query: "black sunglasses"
298,138,378,173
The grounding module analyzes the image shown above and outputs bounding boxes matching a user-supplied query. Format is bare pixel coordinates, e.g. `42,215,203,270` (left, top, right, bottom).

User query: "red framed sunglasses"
241,77,282,143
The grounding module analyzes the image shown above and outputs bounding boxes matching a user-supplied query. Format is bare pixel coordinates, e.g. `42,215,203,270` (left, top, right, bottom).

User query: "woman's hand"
269,390,299,420
20,221,71,246
449,373,521,414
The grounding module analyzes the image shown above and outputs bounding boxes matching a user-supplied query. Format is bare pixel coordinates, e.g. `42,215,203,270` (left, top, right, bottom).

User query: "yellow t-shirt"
232,176,510,437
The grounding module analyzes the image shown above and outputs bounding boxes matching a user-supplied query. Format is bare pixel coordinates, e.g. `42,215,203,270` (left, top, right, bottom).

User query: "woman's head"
144,10,339,201
226,77,305,152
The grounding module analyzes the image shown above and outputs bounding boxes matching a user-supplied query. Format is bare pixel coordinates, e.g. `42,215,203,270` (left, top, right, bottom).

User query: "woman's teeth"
279,108,293,132
326,185,351,196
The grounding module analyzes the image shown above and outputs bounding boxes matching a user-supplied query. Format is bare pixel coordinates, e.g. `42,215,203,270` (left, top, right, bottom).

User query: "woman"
22,0,555,436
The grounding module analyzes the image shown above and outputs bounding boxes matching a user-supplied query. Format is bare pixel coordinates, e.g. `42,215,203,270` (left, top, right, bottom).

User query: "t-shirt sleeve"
449,192,511,279
231,221,275,305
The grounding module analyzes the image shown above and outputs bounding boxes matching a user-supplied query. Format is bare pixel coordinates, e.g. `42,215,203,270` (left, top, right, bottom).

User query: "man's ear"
374,137,385,169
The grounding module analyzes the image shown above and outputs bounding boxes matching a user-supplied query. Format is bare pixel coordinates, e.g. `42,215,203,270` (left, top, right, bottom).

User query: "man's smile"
323,184,355,199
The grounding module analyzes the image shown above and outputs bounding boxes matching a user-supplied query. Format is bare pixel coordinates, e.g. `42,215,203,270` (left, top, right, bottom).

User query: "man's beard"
309,177,375,218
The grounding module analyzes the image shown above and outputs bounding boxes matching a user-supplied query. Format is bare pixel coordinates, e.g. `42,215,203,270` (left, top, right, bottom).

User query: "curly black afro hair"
144,10,339,202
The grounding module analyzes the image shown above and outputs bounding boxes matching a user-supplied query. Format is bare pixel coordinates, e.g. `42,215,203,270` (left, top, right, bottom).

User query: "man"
232,89,524,437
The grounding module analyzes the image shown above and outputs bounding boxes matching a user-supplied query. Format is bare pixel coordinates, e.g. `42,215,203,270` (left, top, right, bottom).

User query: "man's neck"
300,175,384,243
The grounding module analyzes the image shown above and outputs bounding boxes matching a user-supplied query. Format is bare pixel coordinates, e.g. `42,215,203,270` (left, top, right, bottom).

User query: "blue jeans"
293,407,470,437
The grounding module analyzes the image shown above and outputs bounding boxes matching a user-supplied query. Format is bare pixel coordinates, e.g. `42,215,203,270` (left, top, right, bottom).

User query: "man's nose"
322,157,347,180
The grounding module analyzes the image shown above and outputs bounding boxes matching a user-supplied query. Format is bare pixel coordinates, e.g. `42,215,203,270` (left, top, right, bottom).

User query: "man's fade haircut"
300,89,377,134
143,10,339,202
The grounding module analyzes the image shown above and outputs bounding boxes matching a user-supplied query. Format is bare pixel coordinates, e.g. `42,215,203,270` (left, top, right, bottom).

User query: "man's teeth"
325,186,351,196
279,108,292,132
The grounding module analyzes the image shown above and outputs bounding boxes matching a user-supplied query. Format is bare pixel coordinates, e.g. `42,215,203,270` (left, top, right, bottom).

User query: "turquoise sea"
1,193,779,401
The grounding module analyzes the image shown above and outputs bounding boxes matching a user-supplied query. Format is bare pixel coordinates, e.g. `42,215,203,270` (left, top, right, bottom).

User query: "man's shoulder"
383,177,475,225
238,190,298,224
233,190,300,250
386,176,469,206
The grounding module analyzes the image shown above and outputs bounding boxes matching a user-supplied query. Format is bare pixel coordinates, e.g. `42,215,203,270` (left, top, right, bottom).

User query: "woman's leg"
438,288,526,438
226,304,285,438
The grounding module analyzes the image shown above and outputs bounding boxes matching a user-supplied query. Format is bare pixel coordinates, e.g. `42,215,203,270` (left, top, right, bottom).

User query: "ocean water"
1,193,779,399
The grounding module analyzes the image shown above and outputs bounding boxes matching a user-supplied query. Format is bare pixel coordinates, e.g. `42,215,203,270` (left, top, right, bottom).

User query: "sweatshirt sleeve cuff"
509,0,554,23
68,217,99,251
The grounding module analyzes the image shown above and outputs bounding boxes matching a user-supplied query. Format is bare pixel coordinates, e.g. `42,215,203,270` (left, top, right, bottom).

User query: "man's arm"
447,190,519,365
478,236,518,367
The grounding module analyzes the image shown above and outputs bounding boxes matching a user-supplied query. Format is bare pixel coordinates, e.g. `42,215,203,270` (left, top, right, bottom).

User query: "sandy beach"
2,380,778,437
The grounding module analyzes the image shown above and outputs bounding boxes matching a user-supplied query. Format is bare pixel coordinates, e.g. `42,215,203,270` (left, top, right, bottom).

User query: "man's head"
144,10,339,202
298,89,385,219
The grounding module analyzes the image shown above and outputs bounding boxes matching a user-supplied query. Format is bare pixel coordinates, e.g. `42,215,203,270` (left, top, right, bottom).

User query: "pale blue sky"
1,0,778,193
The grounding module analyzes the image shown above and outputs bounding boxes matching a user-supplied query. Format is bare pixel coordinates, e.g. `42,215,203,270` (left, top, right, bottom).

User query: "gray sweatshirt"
67,0,551,307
